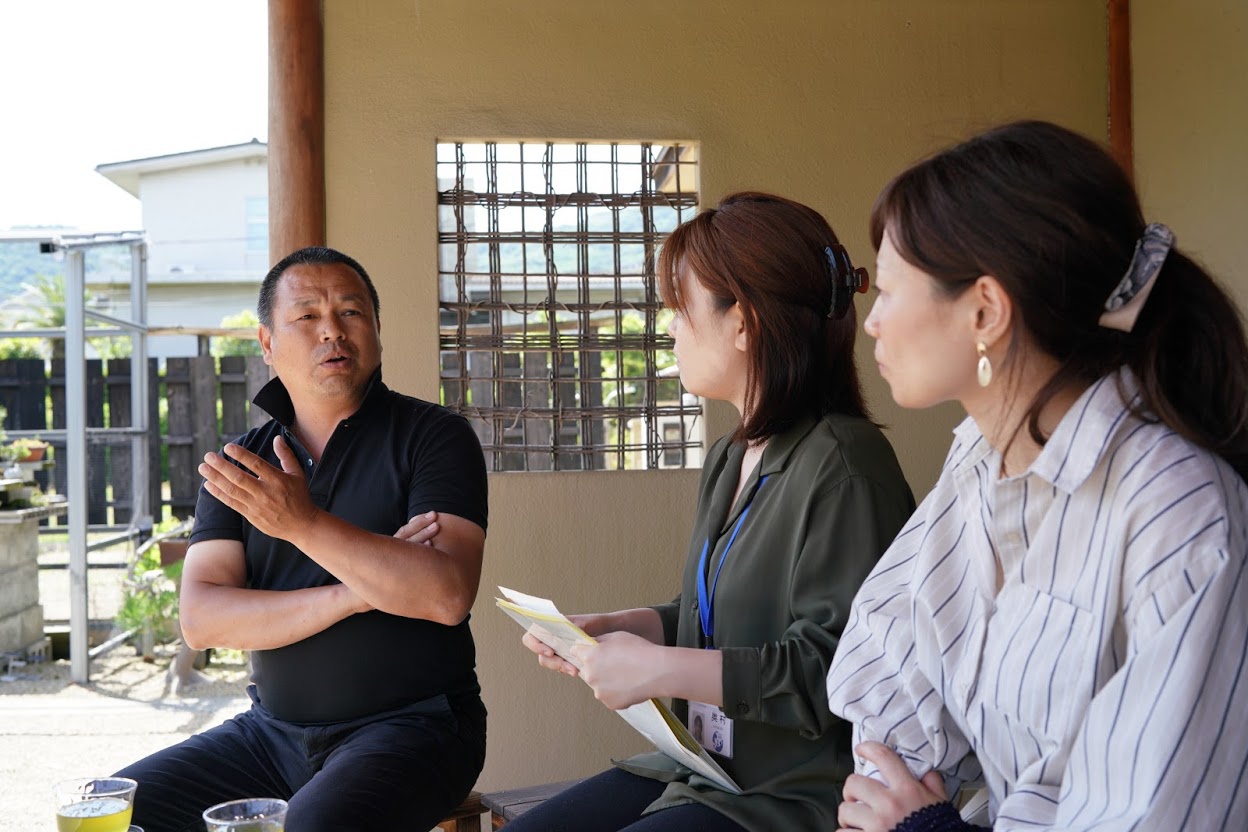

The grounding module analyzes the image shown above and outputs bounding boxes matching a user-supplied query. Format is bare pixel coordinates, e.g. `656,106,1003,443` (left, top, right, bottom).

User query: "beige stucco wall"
1133,0,1247,311
322,0,1107,793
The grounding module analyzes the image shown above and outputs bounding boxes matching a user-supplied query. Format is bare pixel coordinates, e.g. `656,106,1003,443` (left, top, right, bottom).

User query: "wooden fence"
0,355,269,525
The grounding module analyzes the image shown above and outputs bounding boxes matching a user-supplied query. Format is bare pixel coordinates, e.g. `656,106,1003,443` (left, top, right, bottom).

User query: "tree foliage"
211,310,262,357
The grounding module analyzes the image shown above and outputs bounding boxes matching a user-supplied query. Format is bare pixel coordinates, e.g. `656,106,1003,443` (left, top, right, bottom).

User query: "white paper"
495,586,741,794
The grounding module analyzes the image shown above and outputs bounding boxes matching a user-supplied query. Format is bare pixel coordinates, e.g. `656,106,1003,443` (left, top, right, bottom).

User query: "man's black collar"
251,366,387,427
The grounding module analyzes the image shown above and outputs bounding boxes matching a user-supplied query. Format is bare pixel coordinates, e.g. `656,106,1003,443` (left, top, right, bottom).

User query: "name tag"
688,701,734,759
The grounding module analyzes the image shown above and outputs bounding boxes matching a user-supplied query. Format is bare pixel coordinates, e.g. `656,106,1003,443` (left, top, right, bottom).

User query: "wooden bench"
480,780,585,829
437,790,487,832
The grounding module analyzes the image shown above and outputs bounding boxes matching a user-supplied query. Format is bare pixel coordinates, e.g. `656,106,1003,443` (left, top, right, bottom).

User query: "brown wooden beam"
1108,0,1133,180
268,0,325,263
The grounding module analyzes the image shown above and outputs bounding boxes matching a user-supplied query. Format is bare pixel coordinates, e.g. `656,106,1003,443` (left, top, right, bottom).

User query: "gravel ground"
0,644,250,832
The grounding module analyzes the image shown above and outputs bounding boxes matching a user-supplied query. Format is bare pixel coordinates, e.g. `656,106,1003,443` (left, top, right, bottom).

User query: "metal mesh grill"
437,141,702,471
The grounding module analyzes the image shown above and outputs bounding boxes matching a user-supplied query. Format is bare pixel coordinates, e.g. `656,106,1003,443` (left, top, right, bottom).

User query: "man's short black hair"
258,246,380,327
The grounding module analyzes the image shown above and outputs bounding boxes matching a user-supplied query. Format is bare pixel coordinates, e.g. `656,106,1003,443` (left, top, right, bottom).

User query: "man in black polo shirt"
116,246,488,832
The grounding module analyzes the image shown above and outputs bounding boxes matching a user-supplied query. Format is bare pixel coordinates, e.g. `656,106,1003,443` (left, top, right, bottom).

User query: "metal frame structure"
0,231,149,683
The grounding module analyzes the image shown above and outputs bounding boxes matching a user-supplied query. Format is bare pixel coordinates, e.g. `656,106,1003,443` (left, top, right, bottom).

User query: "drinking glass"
202,798,287,832
53,777,138,832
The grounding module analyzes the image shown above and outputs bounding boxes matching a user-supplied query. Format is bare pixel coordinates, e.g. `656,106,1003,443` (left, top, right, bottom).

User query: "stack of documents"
496,586,741,793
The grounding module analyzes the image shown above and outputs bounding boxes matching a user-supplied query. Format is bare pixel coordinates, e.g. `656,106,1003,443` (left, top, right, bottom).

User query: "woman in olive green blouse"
513,192,916,832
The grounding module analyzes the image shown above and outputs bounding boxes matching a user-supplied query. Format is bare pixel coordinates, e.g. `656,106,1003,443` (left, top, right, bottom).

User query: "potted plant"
7,437,48,462
137,516,213,690
154,515,194,566
0,440,44,509
1,480,43,509
3,438,52,485
116,542,181,661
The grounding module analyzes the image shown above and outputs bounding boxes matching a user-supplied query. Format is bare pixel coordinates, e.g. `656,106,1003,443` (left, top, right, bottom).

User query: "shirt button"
736,702,749,715
1003,531,1023,546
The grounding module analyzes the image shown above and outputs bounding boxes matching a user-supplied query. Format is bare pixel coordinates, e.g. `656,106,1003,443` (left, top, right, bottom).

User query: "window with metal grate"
436,141,702,471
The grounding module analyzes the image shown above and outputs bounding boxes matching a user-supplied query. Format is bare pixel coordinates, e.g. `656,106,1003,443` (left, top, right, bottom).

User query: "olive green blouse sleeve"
720,474,914,738
651,596,682,646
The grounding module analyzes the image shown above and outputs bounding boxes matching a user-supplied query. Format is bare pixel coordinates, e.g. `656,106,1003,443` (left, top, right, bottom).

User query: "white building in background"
94,141,268,358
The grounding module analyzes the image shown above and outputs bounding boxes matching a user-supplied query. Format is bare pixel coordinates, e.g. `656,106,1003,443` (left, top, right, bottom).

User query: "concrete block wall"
0,511,49,655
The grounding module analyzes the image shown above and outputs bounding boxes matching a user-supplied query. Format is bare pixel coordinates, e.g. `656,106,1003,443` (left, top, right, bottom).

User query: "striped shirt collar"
950,368,1142,494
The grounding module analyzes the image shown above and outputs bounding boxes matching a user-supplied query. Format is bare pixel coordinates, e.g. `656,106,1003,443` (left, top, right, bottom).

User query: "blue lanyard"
697,474,769,647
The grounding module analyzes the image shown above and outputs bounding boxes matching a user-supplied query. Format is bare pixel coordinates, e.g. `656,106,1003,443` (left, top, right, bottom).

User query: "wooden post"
1108,0,1133,180
147,358,161,522
107,358,134,526
48,359,65,499
47,359,107,524
246,355,272,430
218,356,252,444
269,0,326,263
190,356,219,509
164,358,198,520
86,360,107,525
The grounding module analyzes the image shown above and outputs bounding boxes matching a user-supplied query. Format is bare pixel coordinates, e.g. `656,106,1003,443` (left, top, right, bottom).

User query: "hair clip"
825,244,869,319
1099,223,1174,333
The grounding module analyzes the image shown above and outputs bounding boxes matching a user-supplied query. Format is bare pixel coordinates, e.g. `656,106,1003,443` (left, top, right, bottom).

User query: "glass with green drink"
53,777,138,832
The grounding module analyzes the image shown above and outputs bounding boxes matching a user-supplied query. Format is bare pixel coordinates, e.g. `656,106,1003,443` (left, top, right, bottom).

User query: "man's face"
258,262,382,403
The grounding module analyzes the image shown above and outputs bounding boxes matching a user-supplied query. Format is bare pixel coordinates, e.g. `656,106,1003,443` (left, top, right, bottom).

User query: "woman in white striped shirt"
827,121,1248,831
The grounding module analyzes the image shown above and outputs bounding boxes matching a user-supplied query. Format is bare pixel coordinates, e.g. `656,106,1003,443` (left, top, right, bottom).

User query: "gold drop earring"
977,342,993,388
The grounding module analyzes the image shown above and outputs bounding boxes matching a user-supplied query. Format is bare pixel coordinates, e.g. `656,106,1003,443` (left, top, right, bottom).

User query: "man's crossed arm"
180,435,483,651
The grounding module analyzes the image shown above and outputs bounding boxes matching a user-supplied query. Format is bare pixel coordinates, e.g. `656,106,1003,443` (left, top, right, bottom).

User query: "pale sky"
0,1,267,233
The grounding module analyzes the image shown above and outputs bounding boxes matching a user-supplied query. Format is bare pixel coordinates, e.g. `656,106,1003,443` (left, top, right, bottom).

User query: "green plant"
0,337,43,359
91,335,133,360
153,514,194,566
6,437,47,461
11,273,129,359
116,542,182,643
153,515,193,537
1,481,44,509
212,309,263,357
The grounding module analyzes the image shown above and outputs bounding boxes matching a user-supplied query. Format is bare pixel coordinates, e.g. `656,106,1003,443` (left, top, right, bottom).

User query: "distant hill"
0,234,134,302
0,237,60,300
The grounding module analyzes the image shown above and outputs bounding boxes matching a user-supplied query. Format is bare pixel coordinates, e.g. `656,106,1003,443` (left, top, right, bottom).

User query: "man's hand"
198,436,320,543
837,742,946,831
394,511,439,545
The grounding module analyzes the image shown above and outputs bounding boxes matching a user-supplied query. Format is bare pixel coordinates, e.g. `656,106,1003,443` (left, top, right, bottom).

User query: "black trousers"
115,687,485,832
502,768,749,832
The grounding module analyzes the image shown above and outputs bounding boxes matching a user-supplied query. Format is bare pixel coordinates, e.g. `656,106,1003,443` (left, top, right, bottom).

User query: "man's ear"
970,275,1013,348
258,324,274,366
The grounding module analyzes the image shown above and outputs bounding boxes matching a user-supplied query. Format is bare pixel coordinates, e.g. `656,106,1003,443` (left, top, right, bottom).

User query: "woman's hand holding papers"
523,608,667,678
565,633,726,712
523,628,582,676
523,606,727,711
569,632,667,709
